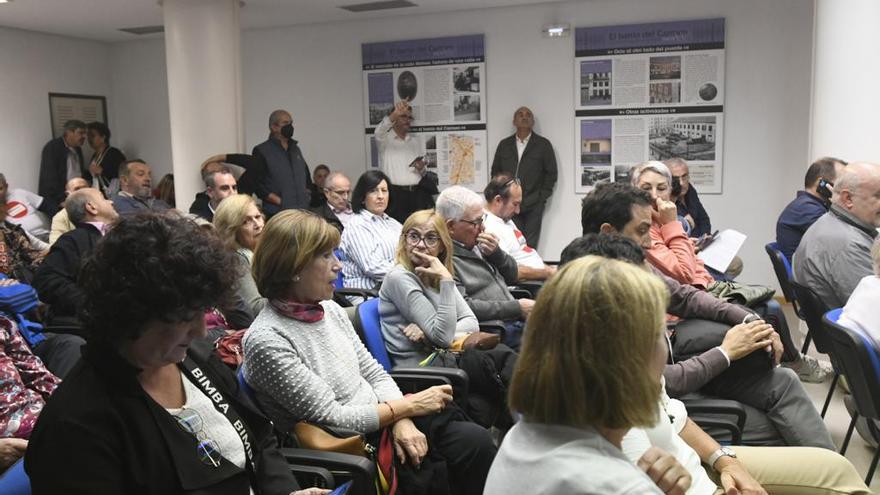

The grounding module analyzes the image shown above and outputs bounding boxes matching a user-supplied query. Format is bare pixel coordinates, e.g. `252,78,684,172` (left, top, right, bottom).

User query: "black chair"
791,281,840,418
680,395,747,445
236,370,377,494
764,242,810,353
824,309,880,484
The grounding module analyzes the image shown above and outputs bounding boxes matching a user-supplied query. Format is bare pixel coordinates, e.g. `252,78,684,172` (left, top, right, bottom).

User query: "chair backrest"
334,248,347,289
354,298,393,371
764,242,798,305
0,459,30,495
791,281,834,354
824,309,880,421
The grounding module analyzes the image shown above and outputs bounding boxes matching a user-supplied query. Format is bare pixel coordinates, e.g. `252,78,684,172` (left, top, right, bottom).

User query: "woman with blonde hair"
243,210,495,495
213,194,266,326
485,255,690,494
379,208,478,366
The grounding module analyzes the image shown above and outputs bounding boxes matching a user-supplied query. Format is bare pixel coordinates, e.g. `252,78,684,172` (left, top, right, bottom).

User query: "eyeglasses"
173,408,224,468
502,177,521,189
325,188,351,197
217,184,238,192
459,214,486,227
404,231,441,248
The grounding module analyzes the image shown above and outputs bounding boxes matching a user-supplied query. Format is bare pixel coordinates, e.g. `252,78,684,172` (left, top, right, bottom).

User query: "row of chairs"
765,241,880,484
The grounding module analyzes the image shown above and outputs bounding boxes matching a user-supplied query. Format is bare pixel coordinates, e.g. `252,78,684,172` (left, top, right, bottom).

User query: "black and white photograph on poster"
425,151,438,169
649,116,716,161
425,135,437,150
699,82,719,102
649,56,681,80
581,166,612,187
649,82,681,104
367,72,394,125
453,66,480,93
396,70,418,101
579,60,612,106
454,95,480,121
614,165,632,184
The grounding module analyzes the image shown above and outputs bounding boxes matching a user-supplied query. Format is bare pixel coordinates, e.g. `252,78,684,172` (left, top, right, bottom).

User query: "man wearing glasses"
311,171,353,233
437,186,535,350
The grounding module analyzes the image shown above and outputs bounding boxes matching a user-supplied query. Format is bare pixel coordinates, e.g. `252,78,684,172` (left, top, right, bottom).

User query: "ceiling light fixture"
542,23,571,38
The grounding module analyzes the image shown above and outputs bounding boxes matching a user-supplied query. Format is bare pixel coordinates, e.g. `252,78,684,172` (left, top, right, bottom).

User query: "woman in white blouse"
339,170,402,290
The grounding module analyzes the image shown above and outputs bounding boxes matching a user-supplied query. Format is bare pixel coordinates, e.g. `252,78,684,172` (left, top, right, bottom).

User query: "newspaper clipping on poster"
573,18,725,194
362,34,488,191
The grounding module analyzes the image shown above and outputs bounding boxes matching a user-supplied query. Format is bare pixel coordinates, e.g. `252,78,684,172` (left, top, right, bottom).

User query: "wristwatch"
707,447,737,469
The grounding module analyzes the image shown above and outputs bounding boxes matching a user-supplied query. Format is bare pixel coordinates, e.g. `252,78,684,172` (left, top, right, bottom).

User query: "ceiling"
0,0,565,43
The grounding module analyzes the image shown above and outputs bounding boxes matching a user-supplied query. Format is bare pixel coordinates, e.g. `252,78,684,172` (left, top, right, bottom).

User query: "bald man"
490,106,557,249
48,177,90,244
35,187,118,331
794,162,880,308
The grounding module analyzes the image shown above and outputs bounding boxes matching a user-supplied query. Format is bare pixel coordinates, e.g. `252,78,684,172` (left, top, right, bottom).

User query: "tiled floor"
784,303,879,492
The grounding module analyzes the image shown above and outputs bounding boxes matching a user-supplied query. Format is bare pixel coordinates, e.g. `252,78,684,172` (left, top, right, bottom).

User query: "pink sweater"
646,220,715,288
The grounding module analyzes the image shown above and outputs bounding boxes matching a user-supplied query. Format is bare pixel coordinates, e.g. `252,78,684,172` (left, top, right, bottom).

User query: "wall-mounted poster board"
574,18,725,193
362,34,488,191
48,93,107,138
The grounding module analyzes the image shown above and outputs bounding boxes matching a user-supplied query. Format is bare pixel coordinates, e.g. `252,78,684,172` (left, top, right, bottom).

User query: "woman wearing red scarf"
242,210,495,495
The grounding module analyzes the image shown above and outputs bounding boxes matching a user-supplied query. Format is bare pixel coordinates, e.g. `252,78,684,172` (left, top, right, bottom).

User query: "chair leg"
800,333,812,355
841,411,859,455
866,446,880,485
821,373,839,418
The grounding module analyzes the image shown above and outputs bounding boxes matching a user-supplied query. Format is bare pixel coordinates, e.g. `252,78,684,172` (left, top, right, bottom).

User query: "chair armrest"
507,287,532,300
391,367,470,399
279,448,376,495
335,288,379,300
290,464,335,489
688,415,742,445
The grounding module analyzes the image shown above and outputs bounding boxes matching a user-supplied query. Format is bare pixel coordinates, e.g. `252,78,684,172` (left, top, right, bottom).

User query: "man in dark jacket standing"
252,109,312,218
490,107,557,249
38,120,87,216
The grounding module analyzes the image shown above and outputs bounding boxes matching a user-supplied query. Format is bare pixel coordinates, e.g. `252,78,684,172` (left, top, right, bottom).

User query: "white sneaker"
790,354,829,383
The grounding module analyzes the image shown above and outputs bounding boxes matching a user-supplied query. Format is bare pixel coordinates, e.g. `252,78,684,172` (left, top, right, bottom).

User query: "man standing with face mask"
252,109,313,217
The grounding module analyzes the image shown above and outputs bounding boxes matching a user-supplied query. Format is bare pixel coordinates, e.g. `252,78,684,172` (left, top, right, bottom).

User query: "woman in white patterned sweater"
242,210,495,495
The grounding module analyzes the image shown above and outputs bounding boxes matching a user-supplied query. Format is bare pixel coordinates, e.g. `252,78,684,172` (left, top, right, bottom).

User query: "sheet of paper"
697,229,746,272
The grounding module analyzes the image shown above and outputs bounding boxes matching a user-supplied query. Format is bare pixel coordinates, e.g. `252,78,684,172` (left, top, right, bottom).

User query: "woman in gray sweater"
242,210,495,495
379,209,479,366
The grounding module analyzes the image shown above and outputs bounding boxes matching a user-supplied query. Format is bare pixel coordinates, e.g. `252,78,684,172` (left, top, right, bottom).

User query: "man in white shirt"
374,100,437,223
483,173,556,281
0,174,50,241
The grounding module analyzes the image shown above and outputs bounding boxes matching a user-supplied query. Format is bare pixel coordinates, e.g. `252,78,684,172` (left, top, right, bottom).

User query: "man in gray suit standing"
490,107,557,249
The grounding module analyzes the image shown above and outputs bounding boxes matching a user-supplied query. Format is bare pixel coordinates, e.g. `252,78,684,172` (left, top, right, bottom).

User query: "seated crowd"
0,115,877,494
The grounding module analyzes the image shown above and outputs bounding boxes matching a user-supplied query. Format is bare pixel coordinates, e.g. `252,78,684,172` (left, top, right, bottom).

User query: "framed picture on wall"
48,93,107,138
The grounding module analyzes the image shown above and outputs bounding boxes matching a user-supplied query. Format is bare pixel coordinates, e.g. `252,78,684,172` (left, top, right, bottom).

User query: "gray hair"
204,166,233,188
65,189,95,224
630,160,672,187
63,120,87,132
268,109,290,127
436,186,485,221
663,157,688,171
324,171,350,189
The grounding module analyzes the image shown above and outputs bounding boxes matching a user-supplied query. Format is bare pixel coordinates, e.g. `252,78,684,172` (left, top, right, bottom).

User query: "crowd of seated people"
630,161,827,383
5,114,878,494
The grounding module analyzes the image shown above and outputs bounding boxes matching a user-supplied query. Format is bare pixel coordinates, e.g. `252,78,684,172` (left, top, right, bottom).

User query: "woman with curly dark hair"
24,212,327,495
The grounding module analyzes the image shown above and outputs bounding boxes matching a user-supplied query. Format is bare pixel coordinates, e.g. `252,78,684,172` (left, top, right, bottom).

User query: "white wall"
2,0,815,288
0,27,112,192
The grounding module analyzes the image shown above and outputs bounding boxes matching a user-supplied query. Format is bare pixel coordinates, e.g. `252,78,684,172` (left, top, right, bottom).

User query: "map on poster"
573,18,726,194
362,34,488,191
